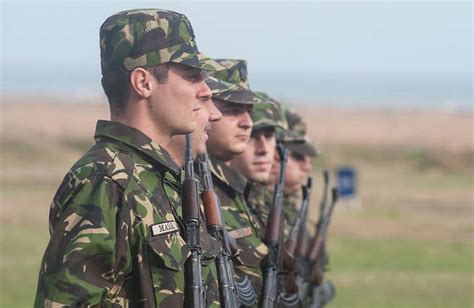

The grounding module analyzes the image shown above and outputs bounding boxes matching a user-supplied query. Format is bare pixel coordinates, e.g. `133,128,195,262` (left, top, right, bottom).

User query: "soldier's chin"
177,121,197,135
195,135,208,155
248,170,270,183
201,132,209,143
232,141,248,154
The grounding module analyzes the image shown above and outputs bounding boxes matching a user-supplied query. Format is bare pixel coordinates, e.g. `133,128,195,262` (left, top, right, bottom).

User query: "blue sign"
337,167,357,198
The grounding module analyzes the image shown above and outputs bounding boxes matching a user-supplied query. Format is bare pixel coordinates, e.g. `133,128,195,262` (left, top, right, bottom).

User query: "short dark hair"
101,63,170,117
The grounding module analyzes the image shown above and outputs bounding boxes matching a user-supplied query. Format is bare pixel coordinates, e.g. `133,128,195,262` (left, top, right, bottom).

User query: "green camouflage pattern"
212,59,249,89
278,108,319,157
208,158,268,299
34,120,221,307
244,181,272,239
246,182,299,239
208,59,267,105
100,9,223,75
251,92,288,131
205,76,237,95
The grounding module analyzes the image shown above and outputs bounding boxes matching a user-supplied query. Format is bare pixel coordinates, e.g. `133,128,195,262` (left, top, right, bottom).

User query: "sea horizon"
1,66,472,111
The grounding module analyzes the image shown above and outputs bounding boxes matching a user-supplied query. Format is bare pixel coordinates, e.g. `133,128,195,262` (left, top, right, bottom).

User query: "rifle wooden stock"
296,226,309,259
202,190,222,227
283,235,298,294
182,179,200,222
282,240,297,271
264,188,284,244
307,233,324,263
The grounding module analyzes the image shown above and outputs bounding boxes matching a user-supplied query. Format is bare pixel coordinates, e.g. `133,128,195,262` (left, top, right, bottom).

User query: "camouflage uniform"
280,108,319,234
207,60,270,299
35,9,224,307
247,104,319,237
209,160,267,296
35,121,222,306
246,184,300,238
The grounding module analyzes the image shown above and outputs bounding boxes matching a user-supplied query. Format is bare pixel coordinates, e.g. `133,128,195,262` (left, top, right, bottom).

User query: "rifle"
182,133,205,308
198,152,256,307
306,187,338,307
318,171,330,228
260,144,288,308
282,177,313,296
295,171,329,301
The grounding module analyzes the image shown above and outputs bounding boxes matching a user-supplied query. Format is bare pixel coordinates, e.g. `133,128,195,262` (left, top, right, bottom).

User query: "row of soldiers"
34,8,336,307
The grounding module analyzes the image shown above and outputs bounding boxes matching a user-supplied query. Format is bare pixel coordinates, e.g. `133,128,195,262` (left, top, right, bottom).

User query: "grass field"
1,96,473,307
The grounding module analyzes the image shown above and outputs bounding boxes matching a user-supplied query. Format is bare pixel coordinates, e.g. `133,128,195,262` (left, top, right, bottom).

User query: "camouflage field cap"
100,9,224,75
251,92,288,131
207,59,267,105
205,76,237,95
279,108,319,157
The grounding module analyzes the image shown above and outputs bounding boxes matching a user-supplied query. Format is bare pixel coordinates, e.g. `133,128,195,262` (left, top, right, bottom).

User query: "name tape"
151,221,179,237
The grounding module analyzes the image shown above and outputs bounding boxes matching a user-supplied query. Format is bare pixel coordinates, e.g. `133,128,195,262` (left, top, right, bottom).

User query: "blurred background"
1,1,472,307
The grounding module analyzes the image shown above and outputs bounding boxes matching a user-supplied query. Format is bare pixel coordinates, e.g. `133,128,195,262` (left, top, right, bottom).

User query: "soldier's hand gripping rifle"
282,177,313,299
260,144,288,308
197,151,243,308
307,187,338,307
182,133,205,308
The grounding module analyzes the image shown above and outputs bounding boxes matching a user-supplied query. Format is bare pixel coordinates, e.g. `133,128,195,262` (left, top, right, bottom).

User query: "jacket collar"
94,120,180,174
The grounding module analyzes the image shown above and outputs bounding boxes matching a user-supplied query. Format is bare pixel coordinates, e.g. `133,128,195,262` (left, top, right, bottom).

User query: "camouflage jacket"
245,182,300,238
34,120,220,307
209,158,268,299
244,181,271,239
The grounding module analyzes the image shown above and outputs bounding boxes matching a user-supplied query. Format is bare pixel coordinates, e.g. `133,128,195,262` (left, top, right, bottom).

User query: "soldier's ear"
130,68,153,98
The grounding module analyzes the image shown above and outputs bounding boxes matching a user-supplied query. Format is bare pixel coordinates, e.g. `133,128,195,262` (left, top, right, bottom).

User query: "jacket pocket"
146,232,190,306
147,232,190,272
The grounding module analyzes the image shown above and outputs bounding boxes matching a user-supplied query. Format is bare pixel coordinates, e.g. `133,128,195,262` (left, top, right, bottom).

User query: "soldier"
167,77,227,165
34,9,225,307
205,59,269,301
268,108,319,227
229,93,288,235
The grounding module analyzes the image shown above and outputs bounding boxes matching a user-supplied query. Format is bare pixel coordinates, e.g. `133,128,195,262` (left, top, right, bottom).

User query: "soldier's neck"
111,111,172,149
166,138,185,167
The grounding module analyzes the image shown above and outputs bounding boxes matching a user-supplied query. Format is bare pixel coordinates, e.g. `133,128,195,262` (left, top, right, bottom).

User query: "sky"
1,1,472,106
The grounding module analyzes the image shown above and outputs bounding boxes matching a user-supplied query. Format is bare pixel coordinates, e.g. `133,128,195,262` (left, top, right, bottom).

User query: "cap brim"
277,129,302,143
253,121,285,132
252,123,278,132
213,87,268,105
288,142,319,157
206,76,237,95
171,46,224,71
